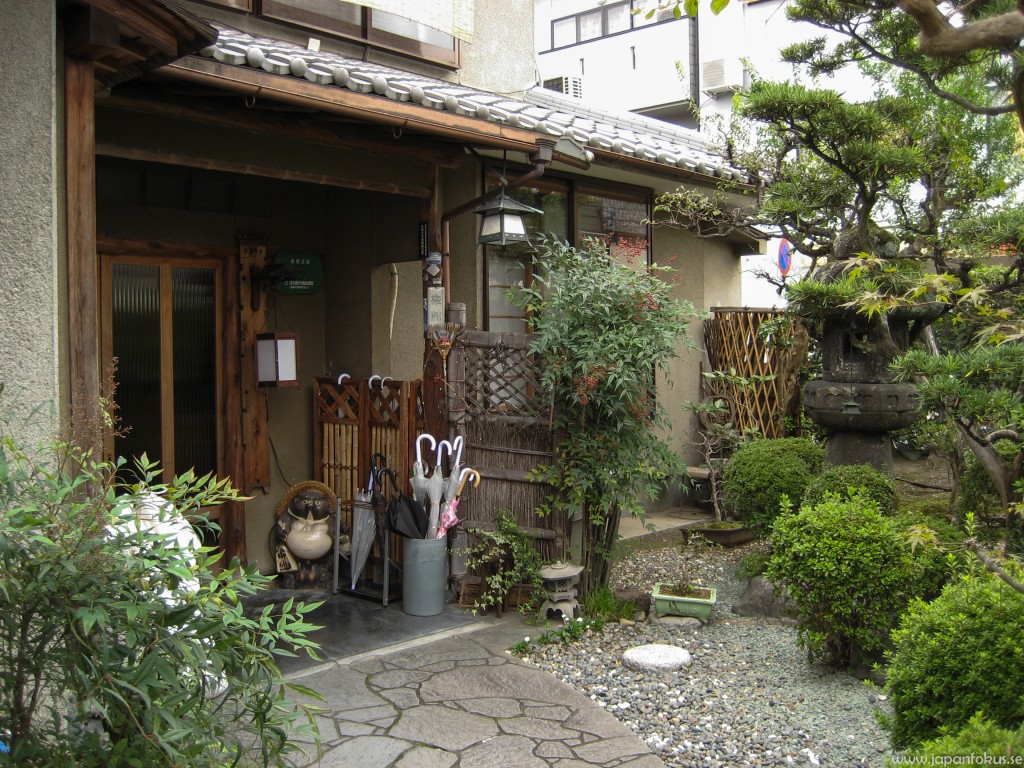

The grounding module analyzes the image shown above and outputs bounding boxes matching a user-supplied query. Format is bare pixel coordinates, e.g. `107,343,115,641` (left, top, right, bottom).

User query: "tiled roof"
198,24,745,183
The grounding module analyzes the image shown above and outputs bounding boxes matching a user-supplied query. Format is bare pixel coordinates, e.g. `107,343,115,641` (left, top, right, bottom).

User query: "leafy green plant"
736,548,773,581
463,511,544,614
802,463,899,513
882,571,1024,749
767,492,915,668
722,438,823,529
891,511,963,601
889,714,1024,763
580,586,637,623
510,235,700,595
0,407,323,767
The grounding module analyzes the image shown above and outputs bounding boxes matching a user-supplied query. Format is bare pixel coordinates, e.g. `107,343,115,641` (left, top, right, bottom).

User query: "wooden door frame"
97,238,246,563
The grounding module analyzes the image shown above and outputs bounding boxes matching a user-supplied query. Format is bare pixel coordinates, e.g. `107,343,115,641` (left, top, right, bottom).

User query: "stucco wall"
461,0,538,97
0,1,60,438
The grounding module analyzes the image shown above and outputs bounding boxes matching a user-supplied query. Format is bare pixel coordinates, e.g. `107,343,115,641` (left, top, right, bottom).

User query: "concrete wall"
0,1,60,439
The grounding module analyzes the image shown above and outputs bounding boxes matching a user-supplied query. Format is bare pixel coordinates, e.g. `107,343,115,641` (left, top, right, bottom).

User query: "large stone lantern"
803,303,940,471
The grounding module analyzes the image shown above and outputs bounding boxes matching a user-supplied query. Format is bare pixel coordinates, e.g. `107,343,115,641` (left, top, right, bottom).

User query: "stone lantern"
538,561,584,620
803,303,940,471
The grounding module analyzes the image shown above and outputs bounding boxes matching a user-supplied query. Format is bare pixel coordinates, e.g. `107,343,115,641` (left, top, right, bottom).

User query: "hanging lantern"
473,189,543,246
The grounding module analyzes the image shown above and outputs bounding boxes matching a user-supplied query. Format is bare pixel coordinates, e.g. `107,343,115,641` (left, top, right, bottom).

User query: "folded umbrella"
436,467,479,539
411,433,436,504
381,467,428,539
348,488,375,590
425,439,452,539
443,435,465,506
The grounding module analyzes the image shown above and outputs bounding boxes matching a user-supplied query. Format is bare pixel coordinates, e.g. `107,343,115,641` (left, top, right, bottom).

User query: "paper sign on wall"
426,286,445,329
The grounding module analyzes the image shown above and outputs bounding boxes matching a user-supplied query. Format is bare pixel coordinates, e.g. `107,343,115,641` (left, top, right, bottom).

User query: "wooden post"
65,56,99,441
238,239,271,494
446,302,467,446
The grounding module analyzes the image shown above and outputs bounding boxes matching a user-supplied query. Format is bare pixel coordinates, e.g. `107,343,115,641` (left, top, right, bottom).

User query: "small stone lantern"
538,561,584,620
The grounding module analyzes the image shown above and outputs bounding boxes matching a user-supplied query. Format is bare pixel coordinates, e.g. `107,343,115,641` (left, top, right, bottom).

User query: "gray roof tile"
195,24,742,181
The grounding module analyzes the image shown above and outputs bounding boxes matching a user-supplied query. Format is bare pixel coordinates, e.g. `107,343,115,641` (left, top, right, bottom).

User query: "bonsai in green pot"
651,535,718,621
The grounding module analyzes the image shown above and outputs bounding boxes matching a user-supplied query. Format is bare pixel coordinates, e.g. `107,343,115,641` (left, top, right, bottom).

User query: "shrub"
890,714,1024,763
767,493,915,667
772,437,826,474
736,548,773,581
891,511,963,601
722,438,822,529
802,463,898,513
0,413,323,766
883,573,1024,749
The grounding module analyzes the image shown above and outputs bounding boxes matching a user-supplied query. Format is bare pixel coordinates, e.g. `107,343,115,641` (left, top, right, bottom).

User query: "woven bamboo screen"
701,308,804,439
449,329,567,560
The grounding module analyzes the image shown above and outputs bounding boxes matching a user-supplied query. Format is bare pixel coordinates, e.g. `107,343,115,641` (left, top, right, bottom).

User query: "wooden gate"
447,329,567,560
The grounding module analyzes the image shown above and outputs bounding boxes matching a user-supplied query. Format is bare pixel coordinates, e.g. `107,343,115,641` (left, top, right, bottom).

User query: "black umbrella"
380,467,428,539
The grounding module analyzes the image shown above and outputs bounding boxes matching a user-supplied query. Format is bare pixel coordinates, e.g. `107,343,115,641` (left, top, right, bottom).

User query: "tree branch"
898,0,1024,57
966,539,1024,597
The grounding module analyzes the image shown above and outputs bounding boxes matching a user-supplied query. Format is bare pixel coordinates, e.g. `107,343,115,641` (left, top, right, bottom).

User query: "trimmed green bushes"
767,492,915,667
802,463,898,513
891,715,1024,763
883,573,1024,749
722,437,824,529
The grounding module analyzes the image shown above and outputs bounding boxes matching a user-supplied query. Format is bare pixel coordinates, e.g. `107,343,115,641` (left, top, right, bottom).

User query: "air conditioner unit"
542,75,584,99
701,58,744,96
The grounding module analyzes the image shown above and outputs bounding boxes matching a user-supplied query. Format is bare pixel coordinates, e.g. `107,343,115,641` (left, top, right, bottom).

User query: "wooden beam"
101,91,467,168
82,0,207,57
66,56,100,440
64,6,121,59
96,143,434,198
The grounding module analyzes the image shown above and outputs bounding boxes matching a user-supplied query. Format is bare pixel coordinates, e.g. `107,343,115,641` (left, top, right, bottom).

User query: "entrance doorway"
100,254,224,486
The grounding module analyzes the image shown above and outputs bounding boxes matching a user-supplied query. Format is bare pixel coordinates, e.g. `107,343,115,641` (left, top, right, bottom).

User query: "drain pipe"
439,138,555,304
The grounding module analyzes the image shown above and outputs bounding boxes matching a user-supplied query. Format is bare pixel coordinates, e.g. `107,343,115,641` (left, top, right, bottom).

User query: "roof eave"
164,56,548,156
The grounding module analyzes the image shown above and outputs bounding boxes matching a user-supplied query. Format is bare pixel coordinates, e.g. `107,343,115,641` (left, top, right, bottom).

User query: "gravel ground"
518,540,897,767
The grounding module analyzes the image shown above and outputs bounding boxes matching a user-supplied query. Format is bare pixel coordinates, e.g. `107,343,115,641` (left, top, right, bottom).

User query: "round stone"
622,643,692,673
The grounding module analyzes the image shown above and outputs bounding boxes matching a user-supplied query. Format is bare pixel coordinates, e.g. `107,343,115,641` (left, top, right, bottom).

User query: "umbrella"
443,435,465,506
381,467,428,539
411,433,436,504
436,467,479,539
348,488,375,590
425,439,452,539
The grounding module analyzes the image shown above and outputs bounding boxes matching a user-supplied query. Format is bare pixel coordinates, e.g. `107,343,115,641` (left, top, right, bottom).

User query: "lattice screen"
463,342,549,421
702,308,800,439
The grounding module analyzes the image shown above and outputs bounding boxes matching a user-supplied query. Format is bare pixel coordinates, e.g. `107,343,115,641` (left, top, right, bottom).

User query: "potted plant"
683,519,759,548
651,534,718,620
461,510,544,615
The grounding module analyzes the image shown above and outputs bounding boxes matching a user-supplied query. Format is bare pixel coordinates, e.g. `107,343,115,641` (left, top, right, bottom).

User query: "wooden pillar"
446,302,467,445
65,56,99,439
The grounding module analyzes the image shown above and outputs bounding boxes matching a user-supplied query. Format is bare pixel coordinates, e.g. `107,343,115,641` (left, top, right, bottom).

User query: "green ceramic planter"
651,583,717,621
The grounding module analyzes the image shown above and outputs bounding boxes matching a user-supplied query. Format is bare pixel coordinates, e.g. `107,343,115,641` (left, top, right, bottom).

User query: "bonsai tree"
511,236,699,595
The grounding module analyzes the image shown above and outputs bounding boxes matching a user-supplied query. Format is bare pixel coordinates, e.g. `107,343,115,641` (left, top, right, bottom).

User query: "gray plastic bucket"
402,537,447,616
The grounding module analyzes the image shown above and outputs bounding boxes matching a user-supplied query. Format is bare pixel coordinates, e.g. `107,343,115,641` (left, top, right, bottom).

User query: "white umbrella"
425,439,452,539
443,435,465,504
411,433,436,504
